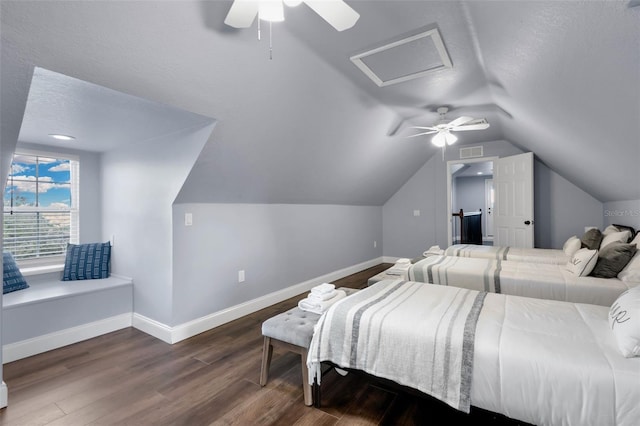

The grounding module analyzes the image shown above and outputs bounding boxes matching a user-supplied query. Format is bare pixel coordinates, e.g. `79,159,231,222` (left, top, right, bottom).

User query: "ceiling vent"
350,27,452,87
460,146,483,159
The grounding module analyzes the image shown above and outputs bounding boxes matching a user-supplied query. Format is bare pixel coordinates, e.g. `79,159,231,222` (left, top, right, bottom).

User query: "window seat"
2,272,133,363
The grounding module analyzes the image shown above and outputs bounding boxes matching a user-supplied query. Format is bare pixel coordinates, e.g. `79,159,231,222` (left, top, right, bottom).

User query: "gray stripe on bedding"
427,256,446,284
365,282,422,367
502,246,510,260
458,291,487,411
350,281,406,365
482,259,492,292
494,259,502,294
437,289,474,400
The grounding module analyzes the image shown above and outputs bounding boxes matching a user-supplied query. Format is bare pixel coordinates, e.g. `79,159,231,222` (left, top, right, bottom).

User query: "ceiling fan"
224,0,360,32
408,107,490,147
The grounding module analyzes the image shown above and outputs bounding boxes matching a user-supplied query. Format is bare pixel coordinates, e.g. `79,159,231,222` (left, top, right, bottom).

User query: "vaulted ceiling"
1,1,638,205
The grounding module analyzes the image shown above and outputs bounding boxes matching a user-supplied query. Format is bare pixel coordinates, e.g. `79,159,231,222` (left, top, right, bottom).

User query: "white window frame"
3,148,79,270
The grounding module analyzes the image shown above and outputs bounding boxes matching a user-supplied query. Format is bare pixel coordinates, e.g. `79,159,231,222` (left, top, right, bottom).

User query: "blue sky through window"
4,154,72,209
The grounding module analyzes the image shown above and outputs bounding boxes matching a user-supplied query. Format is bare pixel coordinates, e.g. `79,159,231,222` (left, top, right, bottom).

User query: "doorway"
447,157,497,247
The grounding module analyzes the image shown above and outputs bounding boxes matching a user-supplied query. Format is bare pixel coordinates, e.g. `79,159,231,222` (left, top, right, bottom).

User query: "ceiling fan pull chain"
269,21,273,60
257,17,261,41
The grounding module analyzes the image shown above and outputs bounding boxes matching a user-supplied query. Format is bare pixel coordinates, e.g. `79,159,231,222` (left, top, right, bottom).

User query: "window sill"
20,264,64,277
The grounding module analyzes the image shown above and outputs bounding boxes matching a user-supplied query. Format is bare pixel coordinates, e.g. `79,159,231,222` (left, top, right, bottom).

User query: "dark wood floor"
0,264,529,425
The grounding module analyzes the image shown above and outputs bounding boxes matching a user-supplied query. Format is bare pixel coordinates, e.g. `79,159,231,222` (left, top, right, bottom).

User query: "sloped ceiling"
1,1,638,206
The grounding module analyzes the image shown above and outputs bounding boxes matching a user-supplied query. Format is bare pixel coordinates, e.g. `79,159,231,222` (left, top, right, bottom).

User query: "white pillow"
609,285,640,357
619,251,640,283
566,248,598,276
562,236,581,256
602,225,620,236
601,231,632,250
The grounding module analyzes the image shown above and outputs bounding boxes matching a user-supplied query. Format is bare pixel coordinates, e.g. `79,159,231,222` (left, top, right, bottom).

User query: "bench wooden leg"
260,336,273,386
300,348,312,406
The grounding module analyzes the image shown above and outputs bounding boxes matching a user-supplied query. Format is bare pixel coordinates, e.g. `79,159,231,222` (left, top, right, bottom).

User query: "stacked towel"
386,258,412,277
298,283,346,314
423,245,444,257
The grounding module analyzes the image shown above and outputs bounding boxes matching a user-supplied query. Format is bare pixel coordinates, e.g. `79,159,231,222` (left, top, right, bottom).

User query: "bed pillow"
62,242,111,281
580,228,603,250
630,232,640,248
609,286,640,358
566,248,598,276
619,251,640,283
562,236,581,256
600,231,633,250
613,224,636,242
3,252,29,294
590,242,637,279
602,225,620,236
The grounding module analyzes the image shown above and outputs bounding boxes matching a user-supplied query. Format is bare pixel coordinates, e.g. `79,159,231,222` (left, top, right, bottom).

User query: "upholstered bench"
260,287,358,406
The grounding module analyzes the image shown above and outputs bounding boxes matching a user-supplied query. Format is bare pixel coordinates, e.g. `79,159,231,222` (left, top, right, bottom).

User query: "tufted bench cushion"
261,308,321,348
259,287,359,406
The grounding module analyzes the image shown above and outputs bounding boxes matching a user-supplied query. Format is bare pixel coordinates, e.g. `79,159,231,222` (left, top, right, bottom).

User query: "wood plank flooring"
0,264,528,425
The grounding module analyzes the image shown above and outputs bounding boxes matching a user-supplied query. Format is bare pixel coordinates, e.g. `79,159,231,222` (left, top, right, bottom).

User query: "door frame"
484,178,494,241
446,156,498,247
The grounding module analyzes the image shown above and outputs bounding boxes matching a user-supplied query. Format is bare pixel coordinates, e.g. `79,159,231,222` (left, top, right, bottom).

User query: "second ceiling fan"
408,107,490,147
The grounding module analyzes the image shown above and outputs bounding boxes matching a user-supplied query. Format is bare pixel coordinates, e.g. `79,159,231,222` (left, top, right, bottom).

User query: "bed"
408,254,635,306
444,244,570,265
308,279,640,426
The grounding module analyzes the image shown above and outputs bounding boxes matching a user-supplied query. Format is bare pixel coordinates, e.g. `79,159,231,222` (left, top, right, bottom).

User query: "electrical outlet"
185,212,193,226
238,270,245,283
374,240,377,248
413,210,421,217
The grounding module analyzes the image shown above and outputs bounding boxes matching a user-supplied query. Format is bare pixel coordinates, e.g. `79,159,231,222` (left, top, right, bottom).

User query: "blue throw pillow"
3,252,29,294
62,242,111,281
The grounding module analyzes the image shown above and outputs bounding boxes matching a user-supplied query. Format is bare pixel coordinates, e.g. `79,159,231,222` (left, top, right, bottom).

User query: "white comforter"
445,244,569,265
409,255,633,306
473,291,640,426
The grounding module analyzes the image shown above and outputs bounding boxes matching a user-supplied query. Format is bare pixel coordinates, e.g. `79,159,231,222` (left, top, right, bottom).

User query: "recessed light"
477,172,483,175
49,134,75,141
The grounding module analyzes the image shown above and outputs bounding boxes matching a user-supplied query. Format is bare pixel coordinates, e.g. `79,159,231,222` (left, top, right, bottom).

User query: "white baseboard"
2,313,132,364
133,257,383,344
382,256,401,263
0,382,7,408
132,313,173,344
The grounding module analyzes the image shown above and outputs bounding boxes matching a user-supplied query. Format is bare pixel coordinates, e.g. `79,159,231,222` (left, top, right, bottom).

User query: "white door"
484,179,494,238
494,152,534,248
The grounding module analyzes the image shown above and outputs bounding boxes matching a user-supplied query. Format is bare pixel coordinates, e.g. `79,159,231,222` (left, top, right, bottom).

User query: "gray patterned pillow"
591,242,637,279
581,228,603,250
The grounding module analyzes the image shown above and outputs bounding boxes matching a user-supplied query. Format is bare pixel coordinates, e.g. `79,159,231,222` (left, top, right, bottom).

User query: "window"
3,151,79,267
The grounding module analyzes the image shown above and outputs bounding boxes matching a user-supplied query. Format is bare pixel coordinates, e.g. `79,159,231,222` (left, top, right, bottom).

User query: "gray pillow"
590,242,637,278
581,228,603,250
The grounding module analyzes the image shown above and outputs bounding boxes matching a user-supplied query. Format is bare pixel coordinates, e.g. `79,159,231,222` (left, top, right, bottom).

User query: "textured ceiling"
1,1,638,205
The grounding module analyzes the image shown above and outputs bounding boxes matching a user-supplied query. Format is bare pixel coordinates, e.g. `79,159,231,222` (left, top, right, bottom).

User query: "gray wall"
603,199,640,230
171,203,382,325
101,122,214,325
534,160,603,248
383,140,605,257
382,140,522,258
453,176,489,214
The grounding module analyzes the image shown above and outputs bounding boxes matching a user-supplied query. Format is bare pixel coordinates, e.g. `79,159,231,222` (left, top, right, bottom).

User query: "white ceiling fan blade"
447,116,475,127
450,120,490,131
224,0,260,28
410,126,438,131
303,0,360,31
407,131,437,138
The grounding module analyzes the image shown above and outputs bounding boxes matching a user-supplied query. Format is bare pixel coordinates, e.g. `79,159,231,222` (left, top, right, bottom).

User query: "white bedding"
445,244,570,265
473,290,640,426
311,279,640,425
409,255,634,306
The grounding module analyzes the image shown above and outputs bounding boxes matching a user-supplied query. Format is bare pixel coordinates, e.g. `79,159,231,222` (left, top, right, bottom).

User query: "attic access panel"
350,28,452,87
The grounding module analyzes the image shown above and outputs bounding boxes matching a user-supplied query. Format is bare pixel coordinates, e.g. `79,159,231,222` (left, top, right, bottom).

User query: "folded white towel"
423,245,444,257
396,258,411,264
311,283,335,295
298,290,346,315
308,290,337,302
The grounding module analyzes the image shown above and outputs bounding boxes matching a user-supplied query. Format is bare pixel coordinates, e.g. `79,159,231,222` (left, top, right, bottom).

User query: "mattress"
472,289,640,426
445,244,569,265
409,255,633,306
310,279,640,426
